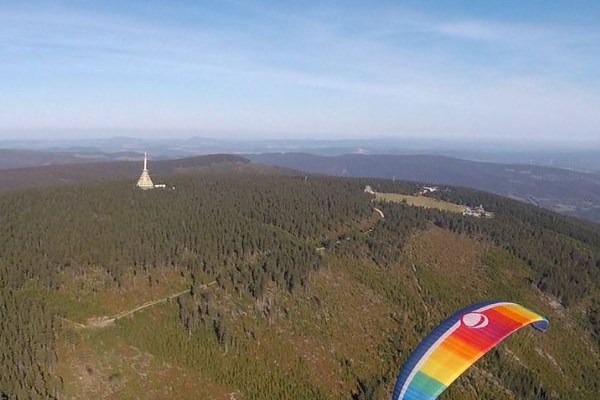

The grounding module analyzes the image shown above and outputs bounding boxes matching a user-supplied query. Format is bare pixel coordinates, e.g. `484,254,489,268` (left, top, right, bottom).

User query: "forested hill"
0,171,598,399
0,154,290,192
246,152,600,223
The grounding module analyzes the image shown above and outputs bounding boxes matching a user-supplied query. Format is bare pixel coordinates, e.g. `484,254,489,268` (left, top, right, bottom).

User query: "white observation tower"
136,152,155,190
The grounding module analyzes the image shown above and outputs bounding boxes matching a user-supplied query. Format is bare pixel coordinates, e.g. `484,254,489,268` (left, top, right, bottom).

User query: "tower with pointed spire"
136,152,155,189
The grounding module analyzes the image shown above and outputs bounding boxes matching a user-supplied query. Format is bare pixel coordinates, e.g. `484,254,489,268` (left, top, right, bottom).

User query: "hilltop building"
463,205,494,218
136,153,155,190
364,185,376,195
417,186,439,196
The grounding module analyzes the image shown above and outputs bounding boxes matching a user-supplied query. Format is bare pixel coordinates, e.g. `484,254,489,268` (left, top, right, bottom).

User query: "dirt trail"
60,282,215,329
95,288,191,327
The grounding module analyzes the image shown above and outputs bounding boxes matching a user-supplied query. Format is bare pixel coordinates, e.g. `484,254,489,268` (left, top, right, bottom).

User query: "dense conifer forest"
0,174,370,398
367,180,600,309
0,171,598,399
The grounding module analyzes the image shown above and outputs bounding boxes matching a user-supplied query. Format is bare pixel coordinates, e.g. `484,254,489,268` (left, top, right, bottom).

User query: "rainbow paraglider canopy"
392,301,549,400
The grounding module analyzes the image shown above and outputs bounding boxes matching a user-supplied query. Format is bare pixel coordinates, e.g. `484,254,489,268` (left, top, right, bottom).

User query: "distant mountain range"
0,148,146,170
246,153,600,223
3,136,600,172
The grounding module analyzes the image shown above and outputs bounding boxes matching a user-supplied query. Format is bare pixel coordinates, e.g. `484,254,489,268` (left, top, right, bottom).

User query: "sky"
0,0,599,142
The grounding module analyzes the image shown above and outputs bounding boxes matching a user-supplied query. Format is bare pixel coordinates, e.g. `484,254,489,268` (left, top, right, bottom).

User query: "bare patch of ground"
56,328,230,400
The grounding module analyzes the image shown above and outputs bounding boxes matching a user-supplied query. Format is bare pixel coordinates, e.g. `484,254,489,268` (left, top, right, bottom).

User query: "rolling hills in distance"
3,136,600,172
0,154,598,399
3,146,600,223
0,148,150,170
247,153,600,224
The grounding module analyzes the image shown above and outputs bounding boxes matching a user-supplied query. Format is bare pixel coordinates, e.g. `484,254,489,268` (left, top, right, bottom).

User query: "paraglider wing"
392,301,548,400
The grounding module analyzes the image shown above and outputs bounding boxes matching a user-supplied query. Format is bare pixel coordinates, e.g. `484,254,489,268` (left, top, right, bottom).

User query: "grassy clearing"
53,257,401,399
56,321,230,400
551,203,577,213
375,192,466,213
51,267,190,324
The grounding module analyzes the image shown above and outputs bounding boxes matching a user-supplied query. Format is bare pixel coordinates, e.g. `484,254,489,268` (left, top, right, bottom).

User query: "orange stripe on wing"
438,333,486,362
495,304,542,326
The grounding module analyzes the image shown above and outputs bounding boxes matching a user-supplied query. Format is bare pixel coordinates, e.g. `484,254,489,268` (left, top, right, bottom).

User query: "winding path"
373,207,385,219
102,288,192,326
61,282,216,329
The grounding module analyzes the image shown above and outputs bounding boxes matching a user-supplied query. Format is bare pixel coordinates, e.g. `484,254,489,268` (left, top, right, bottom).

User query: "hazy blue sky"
1,0,599,141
